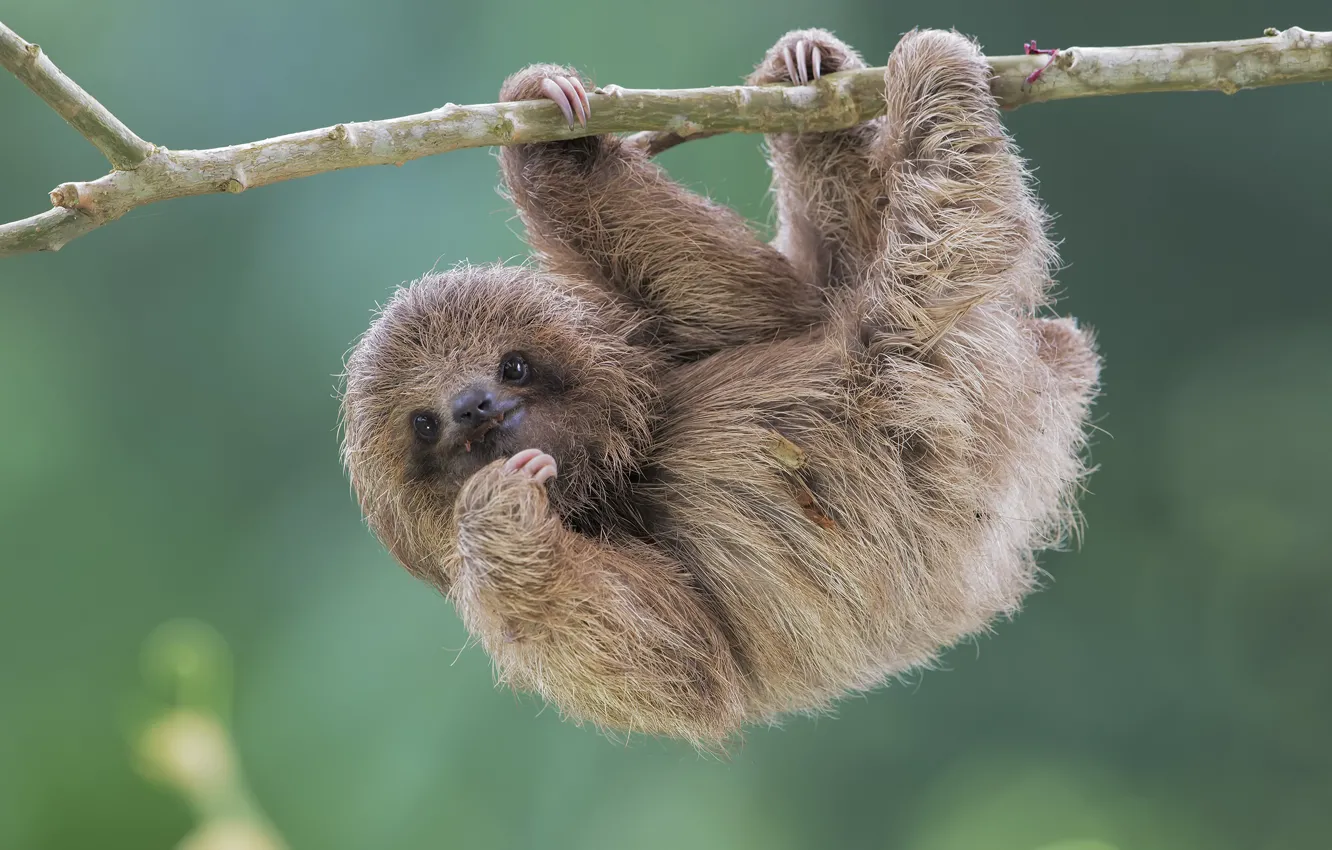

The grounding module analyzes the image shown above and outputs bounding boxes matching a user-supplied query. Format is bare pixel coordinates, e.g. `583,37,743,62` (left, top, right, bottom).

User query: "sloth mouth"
460,405,525,454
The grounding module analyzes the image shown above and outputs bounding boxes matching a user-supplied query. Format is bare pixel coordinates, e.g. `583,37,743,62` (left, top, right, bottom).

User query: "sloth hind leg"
865,29,1056,349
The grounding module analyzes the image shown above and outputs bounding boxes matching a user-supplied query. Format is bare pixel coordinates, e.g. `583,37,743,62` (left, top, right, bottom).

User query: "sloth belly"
642,354,930,706
640,344,1040,709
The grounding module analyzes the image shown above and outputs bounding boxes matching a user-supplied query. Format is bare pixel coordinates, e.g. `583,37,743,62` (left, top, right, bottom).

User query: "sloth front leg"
749,29,883,291
870,29,1057,346
498,65,822,357
451,451,747,744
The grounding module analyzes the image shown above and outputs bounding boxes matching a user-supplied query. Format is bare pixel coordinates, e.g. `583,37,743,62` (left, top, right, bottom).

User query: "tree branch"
2,24,1328,258
0,21,153,169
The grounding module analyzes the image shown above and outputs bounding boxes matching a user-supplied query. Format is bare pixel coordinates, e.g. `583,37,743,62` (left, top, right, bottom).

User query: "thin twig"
2,24,1329,257
0,21,153,169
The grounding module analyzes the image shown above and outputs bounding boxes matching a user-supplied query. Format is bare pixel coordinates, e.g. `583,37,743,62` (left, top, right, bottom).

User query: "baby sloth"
342,28,1100,745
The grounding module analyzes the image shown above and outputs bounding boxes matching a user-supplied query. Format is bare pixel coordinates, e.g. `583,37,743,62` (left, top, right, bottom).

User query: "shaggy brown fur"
341,28,1100,746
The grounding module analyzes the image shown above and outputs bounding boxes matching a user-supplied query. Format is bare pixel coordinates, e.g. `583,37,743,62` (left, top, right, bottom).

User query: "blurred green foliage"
2,1,1330,848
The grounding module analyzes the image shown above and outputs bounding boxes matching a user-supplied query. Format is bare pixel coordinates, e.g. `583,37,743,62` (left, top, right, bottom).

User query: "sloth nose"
451,386,498,425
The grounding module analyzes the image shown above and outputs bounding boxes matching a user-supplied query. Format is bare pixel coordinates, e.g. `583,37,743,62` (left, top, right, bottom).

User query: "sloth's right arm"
498,65,823,357
450,453,747,744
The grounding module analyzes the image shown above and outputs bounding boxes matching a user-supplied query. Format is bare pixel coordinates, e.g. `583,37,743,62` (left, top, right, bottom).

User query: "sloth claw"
538,74,590,128
504,448,559,485
782,38,822,85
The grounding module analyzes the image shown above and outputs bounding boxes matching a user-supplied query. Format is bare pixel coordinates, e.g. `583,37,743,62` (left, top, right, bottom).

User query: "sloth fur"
341,28,1101,745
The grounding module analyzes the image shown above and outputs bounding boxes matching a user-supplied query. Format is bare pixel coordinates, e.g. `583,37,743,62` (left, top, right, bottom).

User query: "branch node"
328,123,359,147
49,183,82,210
493,114,517,143
222,176,247,194
1264,27,1281,37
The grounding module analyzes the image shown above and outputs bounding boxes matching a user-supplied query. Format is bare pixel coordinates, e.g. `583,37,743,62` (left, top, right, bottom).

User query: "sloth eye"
411,411,441,442
499,352,531,385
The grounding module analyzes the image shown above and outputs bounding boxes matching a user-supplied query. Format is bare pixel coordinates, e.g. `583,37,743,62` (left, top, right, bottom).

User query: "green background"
2,0,1329,847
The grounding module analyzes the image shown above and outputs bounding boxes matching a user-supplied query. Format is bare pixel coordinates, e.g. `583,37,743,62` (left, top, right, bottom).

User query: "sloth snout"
452,386,498,425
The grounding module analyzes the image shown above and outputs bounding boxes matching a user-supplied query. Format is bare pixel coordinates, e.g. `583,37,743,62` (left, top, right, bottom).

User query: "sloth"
341,28,1100,745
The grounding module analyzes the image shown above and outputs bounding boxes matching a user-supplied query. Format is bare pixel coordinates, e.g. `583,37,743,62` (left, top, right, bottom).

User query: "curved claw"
528,456,558,485
504,448,543,472
538,75,590,128
504,448,559,485
553,76,586,127
780,40,823,85
569,76,591,124
540,77,576,127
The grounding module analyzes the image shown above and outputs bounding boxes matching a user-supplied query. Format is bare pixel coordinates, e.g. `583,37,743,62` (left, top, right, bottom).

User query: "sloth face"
395,339,586,490
406,348,534,464
341,265,657,578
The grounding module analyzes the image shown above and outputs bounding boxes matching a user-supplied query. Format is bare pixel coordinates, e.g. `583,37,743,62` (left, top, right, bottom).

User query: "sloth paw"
785,37,825,85
503,448,559,485
538,74,590,127
499,65,590,128
750,29,863,86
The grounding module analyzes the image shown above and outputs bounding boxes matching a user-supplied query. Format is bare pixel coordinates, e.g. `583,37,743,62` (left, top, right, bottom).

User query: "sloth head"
341,265,657,585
